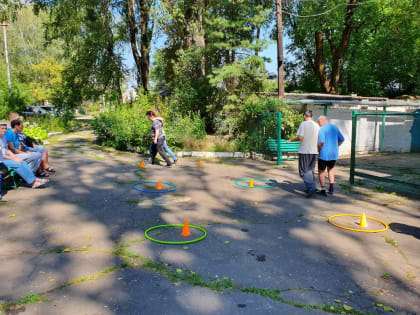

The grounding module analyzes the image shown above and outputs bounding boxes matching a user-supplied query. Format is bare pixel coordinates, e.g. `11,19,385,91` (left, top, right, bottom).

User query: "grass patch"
383,236,398,247
70,199,89,204
381,273,390,280
121,199,143,204
373,186,385,193
92,155,106,160
116,180,138,185
339,183,362,194
406,272,416,281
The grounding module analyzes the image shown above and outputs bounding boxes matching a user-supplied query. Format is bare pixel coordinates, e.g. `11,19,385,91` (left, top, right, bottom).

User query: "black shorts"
318,159,336,171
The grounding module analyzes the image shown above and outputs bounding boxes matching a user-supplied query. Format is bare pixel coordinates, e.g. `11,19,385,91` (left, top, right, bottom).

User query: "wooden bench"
267,138,300,164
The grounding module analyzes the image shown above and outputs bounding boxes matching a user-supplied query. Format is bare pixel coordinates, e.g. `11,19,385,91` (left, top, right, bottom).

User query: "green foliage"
23,125,48,140
284,0,419,97
234,96,302,154
23,115,80,134
0,65,36,119
29,56,64,103
91,92,206,152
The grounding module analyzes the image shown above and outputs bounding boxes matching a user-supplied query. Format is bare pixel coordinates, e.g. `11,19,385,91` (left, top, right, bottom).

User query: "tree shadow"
389,223,420,240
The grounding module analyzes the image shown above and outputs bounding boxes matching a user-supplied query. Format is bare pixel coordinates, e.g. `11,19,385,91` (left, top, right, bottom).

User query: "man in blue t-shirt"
317,116,344,196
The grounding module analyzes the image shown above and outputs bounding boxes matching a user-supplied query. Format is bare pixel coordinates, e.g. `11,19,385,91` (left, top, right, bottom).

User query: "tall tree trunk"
100,0,122,103
1,23,12,94
329,0,357,94
313,0,357,94
126,0,153,93
139,0,153,92
127,0,143,89
314,31,331,93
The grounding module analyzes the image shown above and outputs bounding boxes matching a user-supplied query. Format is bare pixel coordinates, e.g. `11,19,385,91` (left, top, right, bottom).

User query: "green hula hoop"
234,178,276,189
144,224,207,245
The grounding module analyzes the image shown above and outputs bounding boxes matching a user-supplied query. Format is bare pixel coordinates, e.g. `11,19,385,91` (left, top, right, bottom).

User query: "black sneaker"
166,164,172,168
328,190,334,195
305,190,316,198
318,189,328,197
174,159,178,164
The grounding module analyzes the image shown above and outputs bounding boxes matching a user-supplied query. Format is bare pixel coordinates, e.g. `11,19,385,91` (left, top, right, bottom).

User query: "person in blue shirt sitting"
317,116,344,196
6,119,45,177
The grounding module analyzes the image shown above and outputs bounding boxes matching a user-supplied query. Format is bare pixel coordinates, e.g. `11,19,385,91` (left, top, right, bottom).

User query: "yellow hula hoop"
328,214,389,233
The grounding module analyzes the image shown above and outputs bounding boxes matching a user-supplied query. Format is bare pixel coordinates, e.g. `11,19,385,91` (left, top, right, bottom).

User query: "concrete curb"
48,131,64,137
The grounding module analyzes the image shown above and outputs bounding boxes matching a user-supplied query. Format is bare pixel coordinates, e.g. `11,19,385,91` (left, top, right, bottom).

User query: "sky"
121,33,292,90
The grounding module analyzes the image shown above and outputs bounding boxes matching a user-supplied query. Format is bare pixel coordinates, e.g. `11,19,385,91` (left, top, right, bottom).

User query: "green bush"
24,115,80,133
91,97,207,153
23,125,48,140
234,95,303,154
0,65,36,119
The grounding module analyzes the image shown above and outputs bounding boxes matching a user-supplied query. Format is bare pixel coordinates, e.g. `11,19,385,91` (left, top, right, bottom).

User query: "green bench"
267,138,300,164
0,166,19,190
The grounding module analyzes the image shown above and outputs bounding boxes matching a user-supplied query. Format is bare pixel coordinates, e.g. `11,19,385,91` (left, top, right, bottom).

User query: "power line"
284,0,377,18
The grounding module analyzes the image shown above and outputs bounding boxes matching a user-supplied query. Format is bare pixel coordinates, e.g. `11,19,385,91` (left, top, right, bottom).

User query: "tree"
2,7,63,84
284,0,371,94
153,0,273,124
124,0,155,92
29,56,64,103
284,0,419,96
33,0,125,106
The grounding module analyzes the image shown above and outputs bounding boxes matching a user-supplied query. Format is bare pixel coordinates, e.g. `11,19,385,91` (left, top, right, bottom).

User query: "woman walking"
146,110,173,168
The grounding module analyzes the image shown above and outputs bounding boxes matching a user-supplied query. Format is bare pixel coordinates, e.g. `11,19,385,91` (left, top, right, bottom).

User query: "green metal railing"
349,110,420,190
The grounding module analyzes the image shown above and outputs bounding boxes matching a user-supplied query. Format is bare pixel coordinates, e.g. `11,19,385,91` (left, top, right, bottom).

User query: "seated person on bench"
5,119,45,177
0,122,48,188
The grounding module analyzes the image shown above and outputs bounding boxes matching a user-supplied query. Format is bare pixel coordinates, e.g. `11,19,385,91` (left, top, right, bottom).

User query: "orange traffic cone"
156,180,163,190
199,160,203,168
359,213,368,228
249,178,254,187
181,220,191,237
140,160,145,168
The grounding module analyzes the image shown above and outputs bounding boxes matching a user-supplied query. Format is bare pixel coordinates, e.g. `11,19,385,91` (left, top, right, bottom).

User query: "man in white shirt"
288,111,320,197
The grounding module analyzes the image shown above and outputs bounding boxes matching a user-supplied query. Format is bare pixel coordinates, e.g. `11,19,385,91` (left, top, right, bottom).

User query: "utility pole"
1,22,12,94
276,0,284,99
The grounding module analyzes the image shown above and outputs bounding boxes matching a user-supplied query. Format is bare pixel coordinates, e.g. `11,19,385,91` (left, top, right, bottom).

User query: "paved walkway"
0,131,419,314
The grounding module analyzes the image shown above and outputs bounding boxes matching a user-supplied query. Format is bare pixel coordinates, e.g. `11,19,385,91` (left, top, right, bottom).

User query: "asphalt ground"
0,131,419,315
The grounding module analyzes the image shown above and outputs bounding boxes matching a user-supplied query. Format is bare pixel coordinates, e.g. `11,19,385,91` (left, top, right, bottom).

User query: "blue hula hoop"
234,178,276,189
132,181,177,194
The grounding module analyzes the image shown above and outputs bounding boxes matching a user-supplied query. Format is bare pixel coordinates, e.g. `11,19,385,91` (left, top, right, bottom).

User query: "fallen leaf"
176,269,182,273
343,304,352,311
383,306,394,312
334,299,341,303
49,278,55,282
9,214,16,217
117,277,123,280
63,248,71,252
277,236,283,240
224,241,230,244
183,246,189,250
254,201,258,205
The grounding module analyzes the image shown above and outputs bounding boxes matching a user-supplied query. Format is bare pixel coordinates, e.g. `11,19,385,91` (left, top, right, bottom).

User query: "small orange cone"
156,180,163,190
140,160,145,168
199,160,203,168
181,220,191,237
359,213,368,228
249,178,254,187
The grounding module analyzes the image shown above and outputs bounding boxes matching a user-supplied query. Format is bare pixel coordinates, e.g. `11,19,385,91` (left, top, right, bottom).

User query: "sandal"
37,171,49,177
32,179,49,188
45,167,56,173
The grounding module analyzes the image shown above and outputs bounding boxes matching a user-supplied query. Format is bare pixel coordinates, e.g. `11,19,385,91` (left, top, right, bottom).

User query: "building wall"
308,105,415,155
